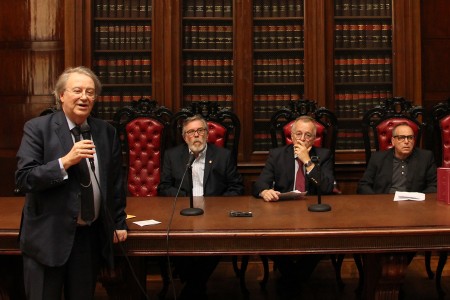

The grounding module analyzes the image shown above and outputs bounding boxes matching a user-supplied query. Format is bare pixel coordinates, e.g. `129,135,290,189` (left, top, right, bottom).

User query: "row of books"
184,0,232,18
183,94,233,110
184,59,233,84
95,24,152,50
253,93,302,119
183,25,232,49
335,22,392,49
334,89,393,119
253,129,273,152
334,55,392,83
336,129,365,150
95,93,153,120
253,0,304,18
254,25,303,49
94,0,152,18
335,0,392,17
94,57,152,84
254,58,304,83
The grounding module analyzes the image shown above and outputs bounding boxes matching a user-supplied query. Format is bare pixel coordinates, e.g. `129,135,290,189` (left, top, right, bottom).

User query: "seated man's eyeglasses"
185,128,207,137
393,135,415,142
65,88,96,99
293,131,314,141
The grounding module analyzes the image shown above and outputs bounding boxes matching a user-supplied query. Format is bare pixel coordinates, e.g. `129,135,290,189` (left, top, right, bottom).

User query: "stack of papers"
393,191,425,201
278,190,307,201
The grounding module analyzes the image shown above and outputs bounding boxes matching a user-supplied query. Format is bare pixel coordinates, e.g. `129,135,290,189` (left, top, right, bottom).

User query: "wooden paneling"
0,0,65,196
421,0,450,109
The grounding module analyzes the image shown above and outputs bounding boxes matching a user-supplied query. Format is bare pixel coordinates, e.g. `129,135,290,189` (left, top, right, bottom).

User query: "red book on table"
437,167,450,204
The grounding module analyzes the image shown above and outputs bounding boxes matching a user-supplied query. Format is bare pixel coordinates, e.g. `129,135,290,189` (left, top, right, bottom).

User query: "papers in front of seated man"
278,190,307,201
393,191,425,201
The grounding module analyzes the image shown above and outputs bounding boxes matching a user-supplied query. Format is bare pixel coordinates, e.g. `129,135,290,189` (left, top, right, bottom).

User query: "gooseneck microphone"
180,153,204,216
307,156,332,212
80,123,95,172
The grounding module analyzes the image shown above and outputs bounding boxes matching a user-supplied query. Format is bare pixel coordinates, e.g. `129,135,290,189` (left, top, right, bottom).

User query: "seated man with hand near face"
253,115,335,297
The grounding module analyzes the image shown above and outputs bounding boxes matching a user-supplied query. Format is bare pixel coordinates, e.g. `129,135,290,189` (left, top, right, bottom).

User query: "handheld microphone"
180,153,204,216
80,123,95,172
307,156,331,212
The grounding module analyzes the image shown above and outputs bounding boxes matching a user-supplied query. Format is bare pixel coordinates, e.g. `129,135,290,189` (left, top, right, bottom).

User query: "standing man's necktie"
71,126,95,223
295,158,305,192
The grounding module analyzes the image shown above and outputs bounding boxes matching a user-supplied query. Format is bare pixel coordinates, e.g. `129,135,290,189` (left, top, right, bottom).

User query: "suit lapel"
285,145,296,190
203,146,213,187
54,111,74,156
405,149,418,189
88,118,108,199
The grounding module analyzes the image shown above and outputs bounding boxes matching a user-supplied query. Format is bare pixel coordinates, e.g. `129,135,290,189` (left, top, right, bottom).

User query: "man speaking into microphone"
158,114,243,299
15,66,127,300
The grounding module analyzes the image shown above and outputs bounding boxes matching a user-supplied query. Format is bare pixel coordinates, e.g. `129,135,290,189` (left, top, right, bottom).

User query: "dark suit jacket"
253,145,335,197
157,143,244,196
357,148,437,194
15,110,127,267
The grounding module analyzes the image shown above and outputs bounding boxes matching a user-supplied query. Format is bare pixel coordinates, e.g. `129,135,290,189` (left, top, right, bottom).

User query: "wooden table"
2,194,450,299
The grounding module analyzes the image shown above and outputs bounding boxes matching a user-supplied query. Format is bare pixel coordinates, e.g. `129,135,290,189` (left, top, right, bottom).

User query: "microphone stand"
308,156,331,212
180,156,204,216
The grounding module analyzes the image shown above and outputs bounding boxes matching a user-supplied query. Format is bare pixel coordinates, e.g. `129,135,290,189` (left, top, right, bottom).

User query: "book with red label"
437,167,450,204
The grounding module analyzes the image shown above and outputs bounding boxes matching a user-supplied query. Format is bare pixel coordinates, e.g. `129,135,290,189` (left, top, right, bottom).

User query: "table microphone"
308,156,331,212
180,153,204,216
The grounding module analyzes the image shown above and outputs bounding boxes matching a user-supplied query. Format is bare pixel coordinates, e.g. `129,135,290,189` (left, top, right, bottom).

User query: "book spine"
223,0,232,17
214,0,224,17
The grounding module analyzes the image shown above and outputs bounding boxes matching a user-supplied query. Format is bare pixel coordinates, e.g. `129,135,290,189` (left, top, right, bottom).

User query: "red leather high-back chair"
361,97,426,164
171,101,240,163
113,98,172,196
269,99,338,158
431,98,450,168
428,98,450,297
361,97,439,292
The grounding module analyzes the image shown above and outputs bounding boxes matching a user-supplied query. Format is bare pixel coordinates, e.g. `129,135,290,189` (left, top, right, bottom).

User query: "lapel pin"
209,160,212,164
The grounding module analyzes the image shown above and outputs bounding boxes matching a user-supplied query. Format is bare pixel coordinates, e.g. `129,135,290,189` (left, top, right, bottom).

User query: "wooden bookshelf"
332,0,393,151
90,0,153,121
61,0,422,193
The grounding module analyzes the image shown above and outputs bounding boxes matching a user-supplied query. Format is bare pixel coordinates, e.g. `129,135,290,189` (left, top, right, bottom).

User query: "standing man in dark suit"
15,66,127,300
158,114,243,299
253,115,335,297
357,122,437,194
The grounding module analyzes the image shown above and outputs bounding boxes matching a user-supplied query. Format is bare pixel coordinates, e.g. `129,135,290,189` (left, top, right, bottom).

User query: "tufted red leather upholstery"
207,121,226,147
171,101,240,162
440,115,450,167
113,98,172,197
269,100,338,156
430,99,450,168
126,118,164,196
376,118,419,150
283,120,325,147
362,97,426,164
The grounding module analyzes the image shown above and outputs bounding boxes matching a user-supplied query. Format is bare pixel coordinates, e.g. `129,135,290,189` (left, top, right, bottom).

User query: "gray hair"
53,66,102,108
182,114,208,136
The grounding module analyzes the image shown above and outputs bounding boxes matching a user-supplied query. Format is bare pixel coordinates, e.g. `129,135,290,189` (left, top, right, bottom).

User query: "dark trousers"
173,256,221,300
271,254,324,282
22,223,101,300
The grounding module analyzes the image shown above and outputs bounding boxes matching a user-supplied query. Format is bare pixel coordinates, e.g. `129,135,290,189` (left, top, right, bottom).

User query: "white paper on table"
133,219,162,226
393,191,425,201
